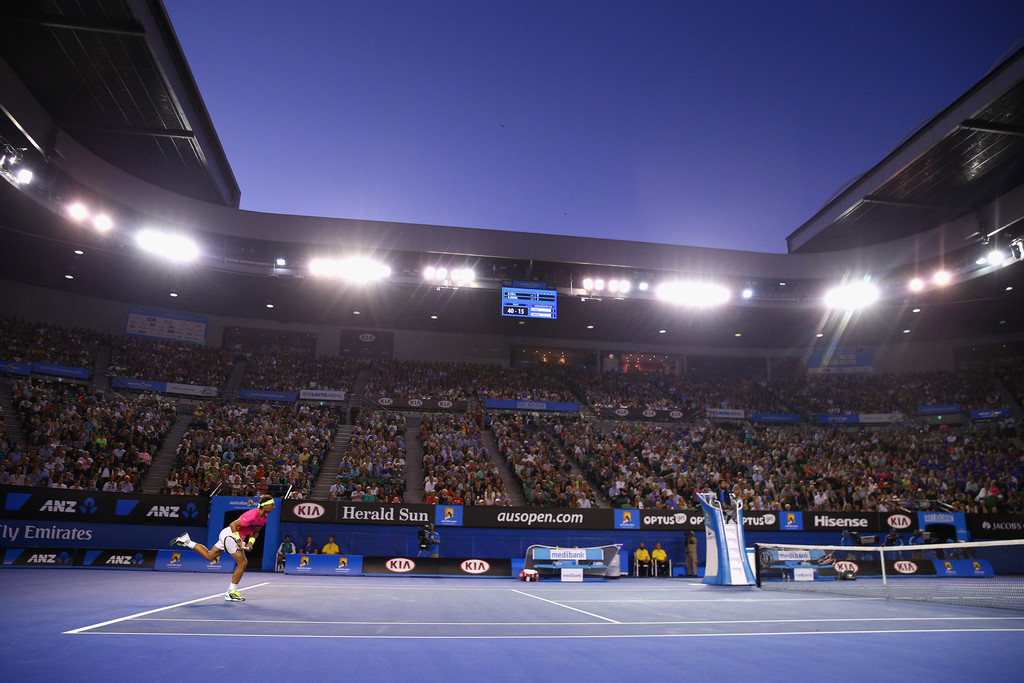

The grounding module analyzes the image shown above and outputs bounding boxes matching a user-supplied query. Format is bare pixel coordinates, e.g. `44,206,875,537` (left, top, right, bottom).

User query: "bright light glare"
933,271,952,286
741,288,753,299
987,250,1007,266
450,267,474,283
824,282,879,310
593,279,605,291
310,257,390,282
656,281,730,306
92,214,113,232
15,168,32,184
68,203,89,221
582,278,594,290
136,230,199,262
908,278,925,292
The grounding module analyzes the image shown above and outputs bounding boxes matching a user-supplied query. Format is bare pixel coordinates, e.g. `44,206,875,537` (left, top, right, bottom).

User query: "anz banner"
0,486,208,526
2,547,158,568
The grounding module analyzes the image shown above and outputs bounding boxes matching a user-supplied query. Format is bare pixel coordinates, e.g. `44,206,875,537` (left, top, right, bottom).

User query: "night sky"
164,1,1024,253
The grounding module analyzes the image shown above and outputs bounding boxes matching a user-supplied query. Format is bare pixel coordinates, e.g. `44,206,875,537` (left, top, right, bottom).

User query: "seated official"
635,542,652,577
276,534,296,572
299,536,319,554
651,542,669,576
322,535,340,555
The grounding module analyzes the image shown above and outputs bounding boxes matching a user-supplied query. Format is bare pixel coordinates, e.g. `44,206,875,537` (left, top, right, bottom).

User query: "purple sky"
165,1,1024,254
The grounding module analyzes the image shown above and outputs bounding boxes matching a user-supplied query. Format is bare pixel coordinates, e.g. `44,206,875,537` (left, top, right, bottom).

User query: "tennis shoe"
225,590,245,602
170,532,191,547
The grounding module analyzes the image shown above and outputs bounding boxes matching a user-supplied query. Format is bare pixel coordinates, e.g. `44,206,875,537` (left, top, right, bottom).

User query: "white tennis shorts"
215,527,242,555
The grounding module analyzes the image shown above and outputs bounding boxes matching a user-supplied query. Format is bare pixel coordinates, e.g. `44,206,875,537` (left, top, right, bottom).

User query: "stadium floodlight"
136,229,199,263
986,249,1007,266
450,267,474,284
15,168,32,184
582,277,594,291
823,281,879,310
68,203,89,221
92,214,113,232
741,288,753,299
593,278,605,291
638,281,649,291
310,257,390,282
908,277,925,292
656,281,730,306
932,270,952,286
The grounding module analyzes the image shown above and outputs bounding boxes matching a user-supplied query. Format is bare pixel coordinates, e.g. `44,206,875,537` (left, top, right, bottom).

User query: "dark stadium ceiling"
1,1,1023,353
0,0,238,208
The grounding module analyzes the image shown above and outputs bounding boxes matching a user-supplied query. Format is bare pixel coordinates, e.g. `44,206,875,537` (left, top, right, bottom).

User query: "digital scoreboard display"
501,286,558,319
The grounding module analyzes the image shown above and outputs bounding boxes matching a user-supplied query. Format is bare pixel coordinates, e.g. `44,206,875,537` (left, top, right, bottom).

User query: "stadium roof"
1,1,1023,355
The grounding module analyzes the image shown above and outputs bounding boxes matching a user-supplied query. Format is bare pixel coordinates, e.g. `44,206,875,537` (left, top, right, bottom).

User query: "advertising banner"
805,347,874,375
364,396,468,411
285,553,363,575
361,556,512,577
0,487,209,526
0,361,31,376
237,389,297,402
916,404,962,415
2,547,158,568
596,407,686,421
751,413,802,424
967,513,1024,539
154,549,233,572
299,389,348,402
32,362,89,379
126,307,207,344
483,399,579,413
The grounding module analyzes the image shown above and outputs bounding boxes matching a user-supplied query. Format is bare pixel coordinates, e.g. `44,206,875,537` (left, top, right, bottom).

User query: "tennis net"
754,538,1024,611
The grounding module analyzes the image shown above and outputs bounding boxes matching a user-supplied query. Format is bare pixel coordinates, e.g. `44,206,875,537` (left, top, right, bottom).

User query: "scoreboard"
501,286,558,319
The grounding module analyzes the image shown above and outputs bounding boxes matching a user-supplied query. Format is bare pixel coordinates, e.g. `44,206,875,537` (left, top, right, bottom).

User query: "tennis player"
171,495,276,601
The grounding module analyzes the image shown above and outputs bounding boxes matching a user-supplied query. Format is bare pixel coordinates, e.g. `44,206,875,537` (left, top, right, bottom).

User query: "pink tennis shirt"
235,508,268,541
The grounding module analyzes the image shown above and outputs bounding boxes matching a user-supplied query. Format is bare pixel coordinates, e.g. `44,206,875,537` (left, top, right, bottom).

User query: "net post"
880,545,887,586
754,543,762,588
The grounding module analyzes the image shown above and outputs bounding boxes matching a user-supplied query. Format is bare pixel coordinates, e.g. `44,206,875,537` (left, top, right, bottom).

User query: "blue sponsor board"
781,511,804,530
154,549,234,573
285,554,363,575
0,519,202,548
932,559,993,577
916,404,962,415
752,413,802,424
3,547,77,566
79,549,157,569
806,347,874,375
237,389,297,402
0,360,31,376
615,509,640,530
32,362,90,379
112,377,165,392
817,413,859,424
918,511,968,542
483,398,579,412
436,505,463,526
970,408,1011,420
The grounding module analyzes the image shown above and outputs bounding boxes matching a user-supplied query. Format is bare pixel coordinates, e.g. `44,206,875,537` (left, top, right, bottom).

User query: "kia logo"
642,409,656,418
378,398,394,405
386,558,415,572
460,560,491,574
669,411,683,419
359,334,376,342
438,400,453,408
887,514,912,529
615,408,629,416
894,561,918,574
409,399,423,407
292,503,325,520
834,561,858,574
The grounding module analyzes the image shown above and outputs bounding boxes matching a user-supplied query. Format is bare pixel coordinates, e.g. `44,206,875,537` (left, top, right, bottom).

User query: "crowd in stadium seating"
491,414,596,507
331,409,406,502
108,336,235,388
239,352,362,394
1,317,1021,515
4,379,176,491
0,317,106,370
169,402,338,497
547,416,1022,513
420,413,510,506
362,360,474,401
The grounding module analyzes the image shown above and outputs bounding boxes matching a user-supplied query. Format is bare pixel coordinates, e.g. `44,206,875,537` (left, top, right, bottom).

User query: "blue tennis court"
4,569,1023,681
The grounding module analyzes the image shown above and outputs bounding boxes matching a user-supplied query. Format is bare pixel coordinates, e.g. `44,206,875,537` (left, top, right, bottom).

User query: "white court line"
512,589,620,623
67,627,1024,640
133,615,1024,626
63,582,270,635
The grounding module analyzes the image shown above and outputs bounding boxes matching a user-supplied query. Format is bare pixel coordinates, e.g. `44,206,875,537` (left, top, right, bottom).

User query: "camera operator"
416,524,440,558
